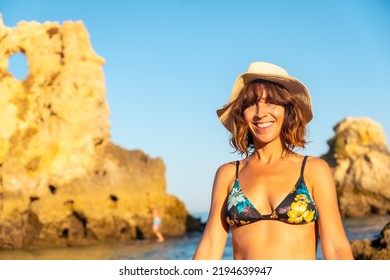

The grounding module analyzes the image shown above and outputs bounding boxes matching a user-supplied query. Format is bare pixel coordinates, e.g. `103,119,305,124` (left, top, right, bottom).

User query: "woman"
151,203,165,242
193,62,353,260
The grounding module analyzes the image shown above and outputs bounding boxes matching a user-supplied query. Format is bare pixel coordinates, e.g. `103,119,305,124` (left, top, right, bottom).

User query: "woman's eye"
243,103,255,112
244,102,255,109
266,100,277,105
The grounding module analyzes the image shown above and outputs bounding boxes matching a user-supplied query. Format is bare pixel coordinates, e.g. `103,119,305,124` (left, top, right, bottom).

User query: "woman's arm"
193,163,234,259
307,157,354,260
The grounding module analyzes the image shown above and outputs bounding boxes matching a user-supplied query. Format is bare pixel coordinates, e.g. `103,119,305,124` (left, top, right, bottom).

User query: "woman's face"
243,92,285,147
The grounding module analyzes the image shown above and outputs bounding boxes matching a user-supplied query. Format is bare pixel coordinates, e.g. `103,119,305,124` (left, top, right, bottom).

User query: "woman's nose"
255,102,269,118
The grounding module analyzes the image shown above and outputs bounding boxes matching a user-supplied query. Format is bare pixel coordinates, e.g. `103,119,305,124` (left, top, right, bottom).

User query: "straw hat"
216,62,313,132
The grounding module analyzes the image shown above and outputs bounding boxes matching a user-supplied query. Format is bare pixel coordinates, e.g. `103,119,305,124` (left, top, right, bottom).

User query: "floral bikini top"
225,156,318,227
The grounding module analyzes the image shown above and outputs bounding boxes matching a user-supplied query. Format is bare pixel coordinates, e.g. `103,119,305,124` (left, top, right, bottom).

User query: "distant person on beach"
151,203,165,242
193,62,353,260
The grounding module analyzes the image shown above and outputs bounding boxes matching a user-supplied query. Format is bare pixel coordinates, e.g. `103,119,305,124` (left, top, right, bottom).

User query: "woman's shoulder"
305,155,331,171
214,160,240,184
216,160,237,175
304,155,333,185
208,161,239,194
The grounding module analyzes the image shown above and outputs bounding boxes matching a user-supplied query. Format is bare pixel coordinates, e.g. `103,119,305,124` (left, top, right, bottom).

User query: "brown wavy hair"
229,79,308,157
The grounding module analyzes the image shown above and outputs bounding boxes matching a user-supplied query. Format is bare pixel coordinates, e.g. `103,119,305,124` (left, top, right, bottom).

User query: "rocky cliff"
0,18,188,249
321,117,390,217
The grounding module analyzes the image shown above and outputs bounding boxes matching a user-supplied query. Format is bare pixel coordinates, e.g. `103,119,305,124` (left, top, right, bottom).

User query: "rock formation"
351,222,390,260
321,117,390,217
0,18,188,249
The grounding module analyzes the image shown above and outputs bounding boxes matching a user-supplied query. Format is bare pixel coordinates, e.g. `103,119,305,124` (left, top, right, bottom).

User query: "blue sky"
1,0,389,214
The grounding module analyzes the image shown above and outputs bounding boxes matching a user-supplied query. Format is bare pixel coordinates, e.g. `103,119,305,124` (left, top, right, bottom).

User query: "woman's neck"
251,140,289,164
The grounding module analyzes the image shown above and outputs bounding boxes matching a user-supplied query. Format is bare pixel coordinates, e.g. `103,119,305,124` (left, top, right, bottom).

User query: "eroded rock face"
0,18,188,249
351,222,390,260
321,117,390,217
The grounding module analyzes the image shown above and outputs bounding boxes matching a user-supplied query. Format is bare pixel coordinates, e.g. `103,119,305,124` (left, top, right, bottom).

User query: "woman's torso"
225,155,318,259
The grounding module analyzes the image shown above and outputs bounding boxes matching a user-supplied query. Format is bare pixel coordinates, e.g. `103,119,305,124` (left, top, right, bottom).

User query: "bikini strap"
235,160,240,179
300,156,309,177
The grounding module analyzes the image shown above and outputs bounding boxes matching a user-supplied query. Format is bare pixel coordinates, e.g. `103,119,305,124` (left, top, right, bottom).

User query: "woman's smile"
254,121,274,130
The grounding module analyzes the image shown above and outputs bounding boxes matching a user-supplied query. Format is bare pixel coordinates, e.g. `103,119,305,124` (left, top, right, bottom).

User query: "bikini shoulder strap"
300,156,309,177
235,160,240,179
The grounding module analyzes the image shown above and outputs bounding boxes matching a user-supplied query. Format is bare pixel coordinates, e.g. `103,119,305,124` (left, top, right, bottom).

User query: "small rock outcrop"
351,222,390,260
321,117,390,217
0,18,188,249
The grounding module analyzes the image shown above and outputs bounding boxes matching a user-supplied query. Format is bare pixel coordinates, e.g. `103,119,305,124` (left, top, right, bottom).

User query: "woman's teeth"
256,122,273,128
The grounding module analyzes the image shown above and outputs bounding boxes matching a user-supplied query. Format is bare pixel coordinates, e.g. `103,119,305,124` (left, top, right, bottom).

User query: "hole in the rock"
60,228,69,238
30,196,40,202
48,185,57,194
7,52,29,80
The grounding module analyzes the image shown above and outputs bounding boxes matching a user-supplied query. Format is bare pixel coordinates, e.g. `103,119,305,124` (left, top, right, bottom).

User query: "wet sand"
0,233,202,260
0,239,163,260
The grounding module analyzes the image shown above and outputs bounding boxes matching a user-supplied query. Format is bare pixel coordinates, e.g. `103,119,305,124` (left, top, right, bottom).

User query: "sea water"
0,213,388,260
